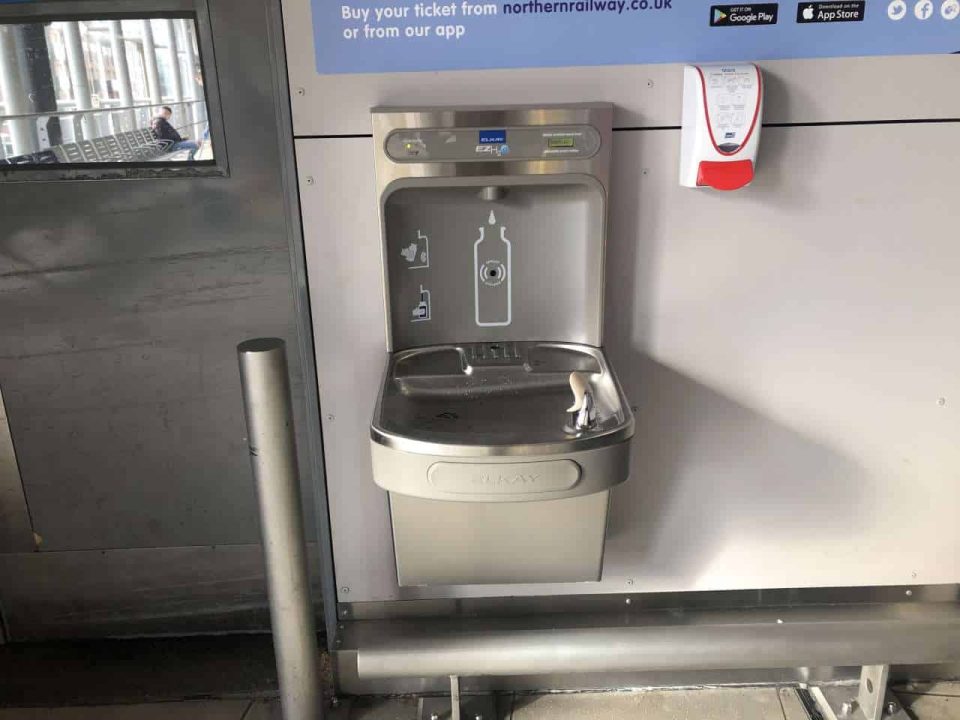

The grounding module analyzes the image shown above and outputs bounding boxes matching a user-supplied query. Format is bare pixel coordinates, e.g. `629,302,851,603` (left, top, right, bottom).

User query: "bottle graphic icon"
411,285,431,322
473,218,512,327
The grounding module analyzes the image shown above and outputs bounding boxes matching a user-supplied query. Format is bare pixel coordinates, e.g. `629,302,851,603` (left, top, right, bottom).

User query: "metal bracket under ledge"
811,665,910,720
417,675,495,720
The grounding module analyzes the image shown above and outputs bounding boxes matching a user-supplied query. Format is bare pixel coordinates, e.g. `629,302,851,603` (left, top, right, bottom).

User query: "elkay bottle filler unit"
369,105,634,586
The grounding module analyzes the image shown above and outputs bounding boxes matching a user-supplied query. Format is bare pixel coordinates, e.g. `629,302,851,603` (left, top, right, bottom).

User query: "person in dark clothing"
150,106,199,160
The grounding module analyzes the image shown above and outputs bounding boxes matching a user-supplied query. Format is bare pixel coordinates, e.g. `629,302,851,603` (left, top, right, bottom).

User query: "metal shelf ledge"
352,603,960,679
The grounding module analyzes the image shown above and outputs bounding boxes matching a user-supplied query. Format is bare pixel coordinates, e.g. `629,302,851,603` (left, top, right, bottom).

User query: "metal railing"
0,99,207,160
0,98,200,122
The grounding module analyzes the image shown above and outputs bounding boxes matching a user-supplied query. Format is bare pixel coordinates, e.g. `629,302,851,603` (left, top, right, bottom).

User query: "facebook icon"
914,0,933,18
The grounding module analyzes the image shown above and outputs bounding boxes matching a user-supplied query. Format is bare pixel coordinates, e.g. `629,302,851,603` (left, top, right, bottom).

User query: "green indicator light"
548,137,575,148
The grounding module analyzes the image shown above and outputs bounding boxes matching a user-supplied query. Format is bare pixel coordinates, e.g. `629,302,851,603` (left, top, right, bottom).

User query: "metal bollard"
238,338,321,720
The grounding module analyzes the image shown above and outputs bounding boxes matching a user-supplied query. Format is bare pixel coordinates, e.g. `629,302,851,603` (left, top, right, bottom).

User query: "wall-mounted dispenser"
369,105,634,587
680,63,763,191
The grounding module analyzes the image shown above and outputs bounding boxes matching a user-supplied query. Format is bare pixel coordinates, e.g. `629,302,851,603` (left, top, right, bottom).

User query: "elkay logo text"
711,3,780,25
427,469,547,492
472,472,541,487
796,1,866,22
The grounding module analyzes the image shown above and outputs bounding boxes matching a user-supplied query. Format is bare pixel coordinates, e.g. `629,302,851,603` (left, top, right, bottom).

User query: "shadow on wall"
601,122,874,586
603,352,873,585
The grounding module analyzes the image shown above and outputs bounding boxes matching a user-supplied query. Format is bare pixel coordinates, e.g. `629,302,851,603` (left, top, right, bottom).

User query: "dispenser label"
316,0,959,74
702,65,762,151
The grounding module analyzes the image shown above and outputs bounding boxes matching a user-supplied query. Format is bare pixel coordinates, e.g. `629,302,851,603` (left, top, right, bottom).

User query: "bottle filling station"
369,105,634,587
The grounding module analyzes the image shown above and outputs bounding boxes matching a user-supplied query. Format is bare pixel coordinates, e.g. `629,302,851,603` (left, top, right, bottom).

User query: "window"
0,4,225,179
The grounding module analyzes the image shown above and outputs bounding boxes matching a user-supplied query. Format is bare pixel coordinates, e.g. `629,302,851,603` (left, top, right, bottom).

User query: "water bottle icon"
473,221,512,327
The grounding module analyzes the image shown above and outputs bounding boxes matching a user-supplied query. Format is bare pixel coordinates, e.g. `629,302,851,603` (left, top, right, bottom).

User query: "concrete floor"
0,684,958,720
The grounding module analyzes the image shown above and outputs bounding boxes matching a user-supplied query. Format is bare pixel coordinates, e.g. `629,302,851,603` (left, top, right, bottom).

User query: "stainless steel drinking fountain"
370,105,634,586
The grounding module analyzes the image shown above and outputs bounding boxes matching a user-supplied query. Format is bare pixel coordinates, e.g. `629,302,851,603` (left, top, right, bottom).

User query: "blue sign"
315,0,960,74
479,129,507,143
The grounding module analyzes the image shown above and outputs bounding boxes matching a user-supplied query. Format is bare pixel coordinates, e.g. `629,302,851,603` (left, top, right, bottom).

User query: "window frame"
0,0,228,181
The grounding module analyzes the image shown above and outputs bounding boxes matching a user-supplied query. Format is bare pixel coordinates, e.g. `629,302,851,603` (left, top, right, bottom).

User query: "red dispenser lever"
696,159,755,191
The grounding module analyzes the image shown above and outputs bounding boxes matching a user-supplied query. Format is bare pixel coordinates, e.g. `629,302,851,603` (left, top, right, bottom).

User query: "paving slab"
0,699,252,720
509,687,786,720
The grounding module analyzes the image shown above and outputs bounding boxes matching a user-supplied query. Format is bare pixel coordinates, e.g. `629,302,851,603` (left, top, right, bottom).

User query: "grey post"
62,22,94,140
108,21,134,130
0,25,38,157
140,20,163,107
238,338,322,720
162,20,183,119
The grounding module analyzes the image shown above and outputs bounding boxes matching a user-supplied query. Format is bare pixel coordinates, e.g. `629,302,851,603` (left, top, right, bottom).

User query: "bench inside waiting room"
52,129,186,163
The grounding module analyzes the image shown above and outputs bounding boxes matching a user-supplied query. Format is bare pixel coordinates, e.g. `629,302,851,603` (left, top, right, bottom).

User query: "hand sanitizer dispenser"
679,63,763,191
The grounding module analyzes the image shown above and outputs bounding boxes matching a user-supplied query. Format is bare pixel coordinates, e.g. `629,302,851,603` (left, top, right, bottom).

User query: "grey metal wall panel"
0,0,316,552
0,386,33,552
0,0,314,564
295,138,395,601
0,248,311,549
280,0,960,135
296,118,960,603
0,544,323,640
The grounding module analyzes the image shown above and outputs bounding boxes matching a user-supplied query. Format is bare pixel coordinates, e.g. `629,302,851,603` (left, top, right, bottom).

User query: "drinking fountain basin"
370,341,634,586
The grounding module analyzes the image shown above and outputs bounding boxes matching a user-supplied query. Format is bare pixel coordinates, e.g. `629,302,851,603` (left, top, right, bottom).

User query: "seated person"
150,106,199,160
